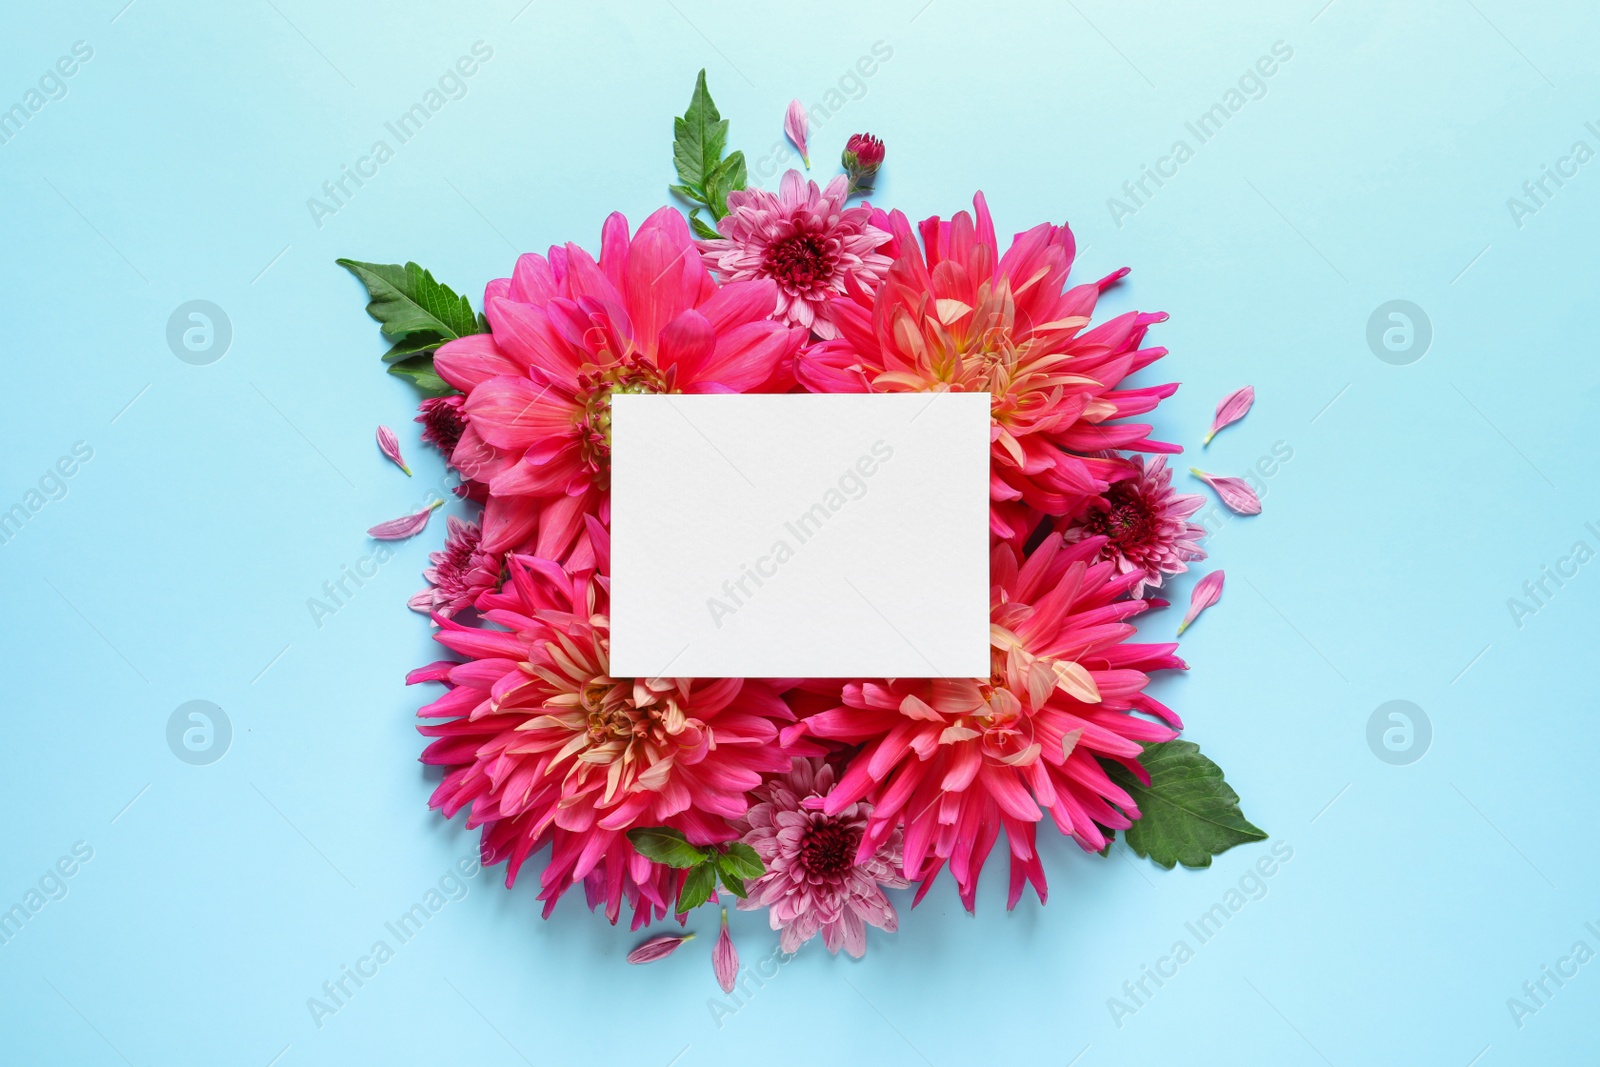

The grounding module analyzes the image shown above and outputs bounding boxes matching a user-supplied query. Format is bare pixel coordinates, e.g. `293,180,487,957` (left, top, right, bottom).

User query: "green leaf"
689,212,721,241
716,842,764,881
717,872,747,899
672,69,728,195
627,827,711,869
1105,741,1267,870
1097,830,1115,858
381,334,445,364
386,357,453,397
676,861,718,913
704,151,747,219
336,259,480,343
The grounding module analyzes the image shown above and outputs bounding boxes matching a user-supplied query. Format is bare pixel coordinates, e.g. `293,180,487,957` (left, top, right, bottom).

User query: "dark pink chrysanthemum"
733,758,908,957
1061,455,1206,597
415,394,468,456
410,541,801,929
799,193,1179,539
407,515,503,619
699,170,892,340
433,206,804,560
784,533,1184,912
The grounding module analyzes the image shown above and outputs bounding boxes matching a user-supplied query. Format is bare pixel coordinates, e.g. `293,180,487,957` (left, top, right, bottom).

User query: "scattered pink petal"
1203,386,1254,445
1177,570,1225,636
376,425,412,475
626,933,694,965
367,498,443,540
712,909,738,993
1190,468,1262,515
784,99,809,168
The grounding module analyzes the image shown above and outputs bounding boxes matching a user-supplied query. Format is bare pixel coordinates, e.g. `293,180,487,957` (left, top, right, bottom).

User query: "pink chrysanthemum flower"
799,193,1180,540
699,170,892,340
784,533,1184,912
415,394,467,456
407,515,502,619
410,541,799,929
1061,455,1207,597
732,758,908,957
434,206,804,559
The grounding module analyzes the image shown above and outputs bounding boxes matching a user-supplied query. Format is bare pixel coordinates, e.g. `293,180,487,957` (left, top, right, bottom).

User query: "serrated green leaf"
627,827,711,869
672,69,728,195
668,183,705,206
705,151,748,219
386,357,453,397
337,259,480,343
689,212,721,241
676,861,718,913
1106,741,1266,870
716,842,764,881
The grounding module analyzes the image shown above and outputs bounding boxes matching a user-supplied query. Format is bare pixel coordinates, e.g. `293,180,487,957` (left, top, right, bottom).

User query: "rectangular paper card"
609,392,991,678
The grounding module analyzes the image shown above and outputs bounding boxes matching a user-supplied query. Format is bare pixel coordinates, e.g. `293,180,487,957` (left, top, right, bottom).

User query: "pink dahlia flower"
699,170,892,340
434,206,804,559
799,193,1180,540
411,542,800,929
1061,455,1206,597
784,533,1184,912
732,758,908,957
407,515,502,619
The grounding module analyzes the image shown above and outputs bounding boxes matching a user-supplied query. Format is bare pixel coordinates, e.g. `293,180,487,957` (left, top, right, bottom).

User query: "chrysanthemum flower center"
799,819,860,880
1081,481,1153,549
764,229,835,292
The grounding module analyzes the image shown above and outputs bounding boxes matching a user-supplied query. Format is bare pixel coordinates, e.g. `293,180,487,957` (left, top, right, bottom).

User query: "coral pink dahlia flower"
732,758,909,957
411,547,799,929
784,533,1185,911
1061,455,1207,597
407,515,503,619
434,206,804,559
798,193,1180,540
699,170,892,340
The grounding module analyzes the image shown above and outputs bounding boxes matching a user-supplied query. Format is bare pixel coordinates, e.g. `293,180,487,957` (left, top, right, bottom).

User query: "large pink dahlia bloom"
434,206,805,559
411,547,799,929
732,757,908,957
784,533,1184,911
799,193,1180,539
699,170,892,339
1061,455,1207,597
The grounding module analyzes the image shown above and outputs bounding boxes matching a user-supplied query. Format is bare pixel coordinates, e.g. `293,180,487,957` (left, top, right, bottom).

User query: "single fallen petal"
626,932,694,965
1203,386,1254,446
712,909,738,993
367,498,443,540
1177,570,1225,636
1190,468,1262,515
376,425,412,475
784,99,810,168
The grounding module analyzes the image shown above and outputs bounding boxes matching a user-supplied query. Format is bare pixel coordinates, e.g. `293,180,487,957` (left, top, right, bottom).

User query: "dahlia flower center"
1082,482,1153,548
576,358,670,471
799,819,860,880
575,675,696,756
764,229,835,292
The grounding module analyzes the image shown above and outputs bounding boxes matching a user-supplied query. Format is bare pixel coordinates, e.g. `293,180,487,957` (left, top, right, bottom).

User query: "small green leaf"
386,357,453,397
676,861,718,913
716,842,764,881
1106,741,1267,870
704,151,748,219
672,69,729,195
689,212,721,241
717,872,747,899
627,827,711,869
381,334,445,364
337,259,480,343
1097,830,1115,858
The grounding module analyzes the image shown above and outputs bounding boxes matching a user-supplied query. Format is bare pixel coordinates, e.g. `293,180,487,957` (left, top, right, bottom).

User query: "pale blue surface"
3,1,1598,1064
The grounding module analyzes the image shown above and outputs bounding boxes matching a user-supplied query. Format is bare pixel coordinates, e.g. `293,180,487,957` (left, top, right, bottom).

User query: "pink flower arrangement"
341,69,1265,984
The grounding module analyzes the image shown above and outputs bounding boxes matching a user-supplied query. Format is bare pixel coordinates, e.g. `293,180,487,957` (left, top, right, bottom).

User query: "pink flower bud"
842,133,885,195
712,909,738,993
376,425,412,475
626,933,694,964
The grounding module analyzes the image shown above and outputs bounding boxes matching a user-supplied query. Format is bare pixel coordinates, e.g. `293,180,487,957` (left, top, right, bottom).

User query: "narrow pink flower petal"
1177,570,1225,636
367,498,443,540
1190,468,1262,515
1203,386,1255,445
376,424,412,475
784,99,809,168
626,932,694,964
712,909,738,993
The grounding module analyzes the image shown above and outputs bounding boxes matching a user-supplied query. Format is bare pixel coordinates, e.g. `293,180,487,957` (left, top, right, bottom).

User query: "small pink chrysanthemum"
415,394,467,456
699,170,892,340
1061,455,1206,597
411,540,800,929
733,758,908,957
408,515,502,618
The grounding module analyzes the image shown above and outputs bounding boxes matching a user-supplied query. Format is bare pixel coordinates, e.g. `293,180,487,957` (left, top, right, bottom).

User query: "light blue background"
3,0,1597,1063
